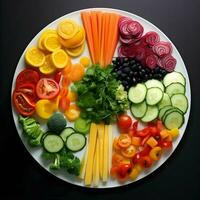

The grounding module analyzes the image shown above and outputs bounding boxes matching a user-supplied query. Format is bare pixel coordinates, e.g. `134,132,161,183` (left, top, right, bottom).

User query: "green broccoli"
47,112,67,133
19,115,44,147
50,154,61,170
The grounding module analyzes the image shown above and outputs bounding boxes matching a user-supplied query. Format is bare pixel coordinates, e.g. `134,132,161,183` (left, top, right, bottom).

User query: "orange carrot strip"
100,13,106,66
97,11,103,64
81,12,95,64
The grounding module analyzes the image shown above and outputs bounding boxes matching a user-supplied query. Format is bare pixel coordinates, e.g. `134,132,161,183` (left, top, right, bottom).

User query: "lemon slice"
57,19,79,39
25,47,45,67
38,29,57,50
39,55,56,74
80,56,90,67
51,49,69,69
43,34,61,52
66,43,85,57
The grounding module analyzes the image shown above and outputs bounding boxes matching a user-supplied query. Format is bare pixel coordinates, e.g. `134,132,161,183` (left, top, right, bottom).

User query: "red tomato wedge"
16,83,37,101
36,78,60,99
16,69,40,88
13,91,35,116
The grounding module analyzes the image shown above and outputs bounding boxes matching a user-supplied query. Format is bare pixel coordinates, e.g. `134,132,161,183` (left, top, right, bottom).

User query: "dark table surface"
1,0,200,199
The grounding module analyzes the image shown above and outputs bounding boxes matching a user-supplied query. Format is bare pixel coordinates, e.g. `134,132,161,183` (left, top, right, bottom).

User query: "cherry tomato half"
138,156,153,168
118,134,132,148
117,114,132,131
16,83,37,102
16,69,40,88
36,78,60,99
112,153,125,166
117,164,132,181
136,127,150,137
13,91,35,116
121,145,136,158
159,140,172,148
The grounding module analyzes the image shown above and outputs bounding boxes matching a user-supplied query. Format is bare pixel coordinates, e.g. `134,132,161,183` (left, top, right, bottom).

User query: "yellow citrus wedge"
39,55,56,74
80,56,90,67
57,19,79,39
51,49,69,69
38,29,57,50
58,26,85,48
66,43,85,57
43,34,61,52
25,46,45,67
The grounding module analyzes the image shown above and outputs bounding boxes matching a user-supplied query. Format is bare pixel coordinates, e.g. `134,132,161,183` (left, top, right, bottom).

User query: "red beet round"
144,31,160,46
160,54,176,72
127,21,144,39
145,54,158,69
152,41,172,57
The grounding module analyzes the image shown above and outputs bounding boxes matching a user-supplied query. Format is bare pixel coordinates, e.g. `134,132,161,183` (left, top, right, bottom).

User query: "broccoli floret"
28,129,44,147
47,112,67,133
41,150,55,161
66,157,80,176
50,154,60,170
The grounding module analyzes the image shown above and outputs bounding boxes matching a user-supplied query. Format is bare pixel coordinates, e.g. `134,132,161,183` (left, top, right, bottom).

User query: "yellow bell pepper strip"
65,104,80,121
149,147,162,161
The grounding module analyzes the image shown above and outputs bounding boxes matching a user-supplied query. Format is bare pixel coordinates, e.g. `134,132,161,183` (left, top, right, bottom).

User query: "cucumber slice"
130,101,147,118
60,127,75,141
171,94,188,113
141,105,159,122
146,87,163,105
158,93,171,109
162,107,183,122
128,83,147,104
66,133,86,152
43,134,64,153
74,118,90,134
166,83,185,97
163,71,186,87
164,111,184,129
158,105,173,119
145,79,164,91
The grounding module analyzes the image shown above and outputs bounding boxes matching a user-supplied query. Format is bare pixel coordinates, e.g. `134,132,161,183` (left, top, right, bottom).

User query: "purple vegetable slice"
135,46,146,61
119,36,134,45
145,54,158,69
144,31,160,46
160,54,176,72
119,17,133,38
152,41,172,57
127,21,144,39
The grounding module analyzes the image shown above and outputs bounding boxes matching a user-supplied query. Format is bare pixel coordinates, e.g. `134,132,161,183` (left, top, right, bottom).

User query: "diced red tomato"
159,140,172,148
128,120,138,137
54,71,62,84
16,69,40,88
138,156,153,168
117,164,132,181
136,127,150,137
13,91,35,116
112,153,125,166
36,78,60,99
59,97,70,112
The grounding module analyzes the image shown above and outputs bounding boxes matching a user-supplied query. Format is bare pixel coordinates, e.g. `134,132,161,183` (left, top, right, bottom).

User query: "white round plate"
11,8,191,188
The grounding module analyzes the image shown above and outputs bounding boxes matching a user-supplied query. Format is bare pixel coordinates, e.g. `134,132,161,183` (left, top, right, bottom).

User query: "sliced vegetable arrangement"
12,10,189,187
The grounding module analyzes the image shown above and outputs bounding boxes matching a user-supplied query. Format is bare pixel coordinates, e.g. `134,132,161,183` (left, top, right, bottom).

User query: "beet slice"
120,36,135,45
160,54,176,72
145,54,158,69
118,44,136,57
119,17,133,38
144,31,160,46
135,46,146,61
127,21,144,39
152,41,172,57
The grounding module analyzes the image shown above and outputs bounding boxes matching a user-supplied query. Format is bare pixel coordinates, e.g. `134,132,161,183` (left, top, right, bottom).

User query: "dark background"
0,0,199,199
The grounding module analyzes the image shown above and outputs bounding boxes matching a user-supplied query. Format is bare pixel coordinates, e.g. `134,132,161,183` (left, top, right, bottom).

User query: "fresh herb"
72,65,129,124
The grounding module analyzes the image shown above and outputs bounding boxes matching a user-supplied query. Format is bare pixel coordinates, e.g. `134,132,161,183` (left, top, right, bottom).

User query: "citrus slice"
57,19,79,39
66,43,85,57
39,55,56,74
43,34,61,52
58,26,85,48
25,47,45,67
80,56,90,67
51,49,69,69
68,63,85,82
38,29,57,50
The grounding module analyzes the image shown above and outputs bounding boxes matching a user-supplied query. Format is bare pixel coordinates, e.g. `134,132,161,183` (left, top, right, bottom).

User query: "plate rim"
11,7,191,188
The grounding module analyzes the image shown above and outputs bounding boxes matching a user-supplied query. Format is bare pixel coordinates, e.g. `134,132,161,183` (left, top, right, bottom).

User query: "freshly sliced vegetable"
60,127,75,141
138,155,153,168
68,63,85,82
169,128,179,138
16,69,40,88
164,110,184,129
141,105,159,122
117,114,132,130
43,34,61,52
130,101,147,118
152,41,172,57
118,134,132,148
67,90,78,102
149,147,162,161
160,54,176,72
171,94,188,113
93,135,100,186
13,91,35,116
43,134,64,153
25,47,45,67
121,145,136,158
66,132,86,152
146,136,158,148
103,125,109,182
74,118,90,134
80,56,90,67
163,71,186,87
36,78,60,99
51,49,69,69
66,43,85,57
129,164,142,180
39,55,56,75
158,105,173,119
145,79,164,91
128,83,147,103
65,104,80,121
144,31,160,46
146,87,163,105
165,82,185,97
158,93,171,109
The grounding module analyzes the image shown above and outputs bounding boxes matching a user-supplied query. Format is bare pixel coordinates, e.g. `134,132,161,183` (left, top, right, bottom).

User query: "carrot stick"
100,13,106,66
81,12,95,64
97,11,103,64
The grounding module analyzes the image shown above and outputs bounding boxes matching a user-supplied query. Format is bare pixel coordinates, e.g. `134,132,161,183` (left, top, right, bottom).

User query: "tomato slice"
16,83,37,101
117,164,132,181
16,69,40,88
118,134,132,148
138,156,153,168
117,114,132,131
121,145,136,158
36,78,60,99
13,91,35,116
136,127,150,137
112,153,125,166
54,71,62,84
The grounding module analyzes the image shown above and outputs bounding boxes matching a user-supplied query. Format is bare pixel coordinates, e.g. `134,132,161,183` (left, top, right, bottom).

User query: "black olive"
145,67,151,73
144,74,149,80
138,65,142,71
122,80,129,86
132,77,137,84
129,71,134,76
121,73,127,78
116,70,122,76
112,60,117,65
123,67,131,73
133,71,139,77
149,73,153,79
154,66,160,73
